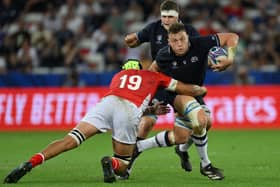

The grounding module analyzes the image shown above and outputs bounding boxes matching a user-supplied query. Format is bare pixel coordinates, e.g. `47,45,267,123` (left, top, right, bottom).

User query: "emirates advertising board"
0,86,279,131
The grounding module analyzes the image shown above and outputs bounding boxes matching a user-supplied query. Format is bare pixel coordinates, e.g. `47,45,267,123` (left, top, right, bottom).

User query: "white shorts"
81,95,142,144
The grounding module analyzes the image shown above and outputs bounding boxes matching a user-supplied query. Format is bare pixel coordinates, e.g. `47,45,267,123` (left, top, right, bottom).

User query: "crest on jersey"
172,61,178,68
156,35,162,44
191,56,199,63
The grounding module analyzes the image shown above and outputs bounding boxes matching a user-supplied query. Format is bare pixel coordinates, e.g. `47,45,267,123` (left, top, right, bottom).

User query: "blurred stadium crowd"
0,0,279,86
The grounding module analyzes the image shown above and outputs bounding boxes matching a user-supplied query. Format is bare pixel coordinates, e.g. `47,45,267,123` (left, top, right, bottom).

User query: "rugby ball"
208,46,228,65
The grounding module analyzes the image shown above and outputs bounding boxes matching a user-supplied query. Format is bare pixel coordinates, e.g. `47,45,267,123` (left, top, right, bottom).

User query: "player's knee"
67,128,86,147
167,131,176,145
192,111,207,136
202,106,212,131
184,100,207,130
191,110,208,136
192,126,206,136
198,109,208,128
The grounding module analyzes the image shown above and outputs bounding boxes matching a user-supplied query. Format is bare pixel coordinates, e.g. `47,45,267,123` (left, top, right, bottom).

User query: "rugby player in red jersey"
4,59,207,183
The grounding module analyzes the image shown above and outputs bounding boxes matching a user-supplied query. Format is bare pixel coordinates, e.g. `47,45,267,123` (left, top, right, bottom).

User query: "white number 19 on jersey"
119,75,142,90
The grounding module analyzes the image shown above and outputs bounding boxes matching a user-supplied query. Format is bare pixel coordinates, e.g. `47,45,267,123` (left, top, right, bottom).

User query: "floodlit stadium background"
0,0,279,130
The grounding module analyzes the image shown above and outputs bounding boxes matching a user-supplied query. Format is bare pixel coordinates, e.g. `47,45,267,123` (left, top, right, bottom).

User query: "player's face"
161,15,178,30
168,31,189,56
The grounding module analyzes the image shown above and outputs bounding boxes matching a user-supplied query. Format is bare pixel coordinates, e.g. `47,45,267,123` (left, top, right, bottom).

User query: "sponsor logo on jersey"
156,35,162,44
172,61,178,68
190,56,199,63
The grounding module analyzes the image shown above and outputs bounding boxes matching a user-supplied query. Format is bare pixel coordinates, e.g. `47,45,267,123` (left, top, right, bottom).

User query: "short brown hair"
160,0,179,12
168,23,185,34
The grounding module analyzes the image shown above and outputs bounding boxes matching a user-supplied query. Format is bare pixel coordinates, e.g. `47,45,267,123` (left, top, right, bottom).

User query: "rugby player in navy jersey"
125,0,202,174
130,23,238,180
125,0,199,60
125,0,226,178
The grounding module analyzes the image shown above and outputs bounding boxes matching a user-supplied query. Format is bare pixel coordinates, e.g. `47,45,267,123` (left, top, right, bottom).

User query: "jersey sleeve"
136,22,153,43
157,72,177,91
192,35,220,53
204,34,220,47
155,48,163,63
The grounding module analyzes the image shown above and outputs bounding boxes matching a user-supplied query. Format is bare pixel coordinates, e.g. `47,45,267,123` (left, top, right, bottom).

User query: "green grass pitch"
1,130,280,187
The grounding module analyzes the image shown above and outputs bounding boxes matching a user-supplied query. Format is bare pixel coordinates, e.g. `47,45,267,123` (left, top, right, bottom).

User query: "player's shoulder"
156,46,174,64
158,45,170,55
152,19,162,26
189,34,219,53
144,19,161,29
184,23,200,36
189,34,218,44
157,46,172,59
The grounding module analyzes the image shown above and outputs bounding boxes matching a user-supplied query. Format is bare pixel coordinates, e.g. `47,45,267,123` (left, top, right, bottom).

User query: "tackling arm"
176,81,207,97
143,101,171,116
166,79,207,97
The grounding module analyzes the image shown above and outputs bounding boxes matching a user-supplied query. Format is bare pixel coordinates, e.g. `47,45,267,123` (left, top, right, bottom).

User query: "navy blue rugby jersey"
155,35,220,86
137,20,199,60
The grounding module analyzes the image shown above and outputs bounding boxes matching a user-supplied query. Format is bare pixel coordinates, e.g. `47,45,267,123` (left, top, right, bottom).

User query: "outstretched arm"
175,81,207,97
166,79,207,97
124,33,140,48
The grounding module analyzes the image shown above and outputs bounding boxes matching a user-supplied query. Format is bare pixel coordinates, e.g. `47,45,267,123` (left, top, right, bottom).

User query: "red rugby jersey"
106,70,173,107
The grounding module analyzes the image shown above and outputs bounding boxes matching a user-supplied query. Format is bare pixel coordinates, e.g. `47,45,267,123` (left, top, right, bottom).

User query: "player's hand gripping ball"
208,46,228,65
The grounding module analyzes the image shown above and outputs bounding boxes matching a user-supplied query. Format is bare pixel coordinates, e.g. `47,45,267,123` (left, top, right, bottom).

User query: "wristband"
228,46,237,61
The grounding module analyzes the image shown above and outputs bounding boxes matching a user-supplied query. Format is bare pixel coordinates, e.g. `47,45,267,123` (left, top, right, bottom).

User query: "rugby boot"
200,163,224,180
101,156,116,183
3,162,32,183
175,145,192,172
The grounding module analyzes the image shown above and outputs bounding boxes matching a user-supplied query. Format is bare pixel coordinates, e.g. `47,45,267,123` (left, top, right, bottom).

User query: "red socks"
111,157,120,170
29,154,119,171
28,153,44,168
